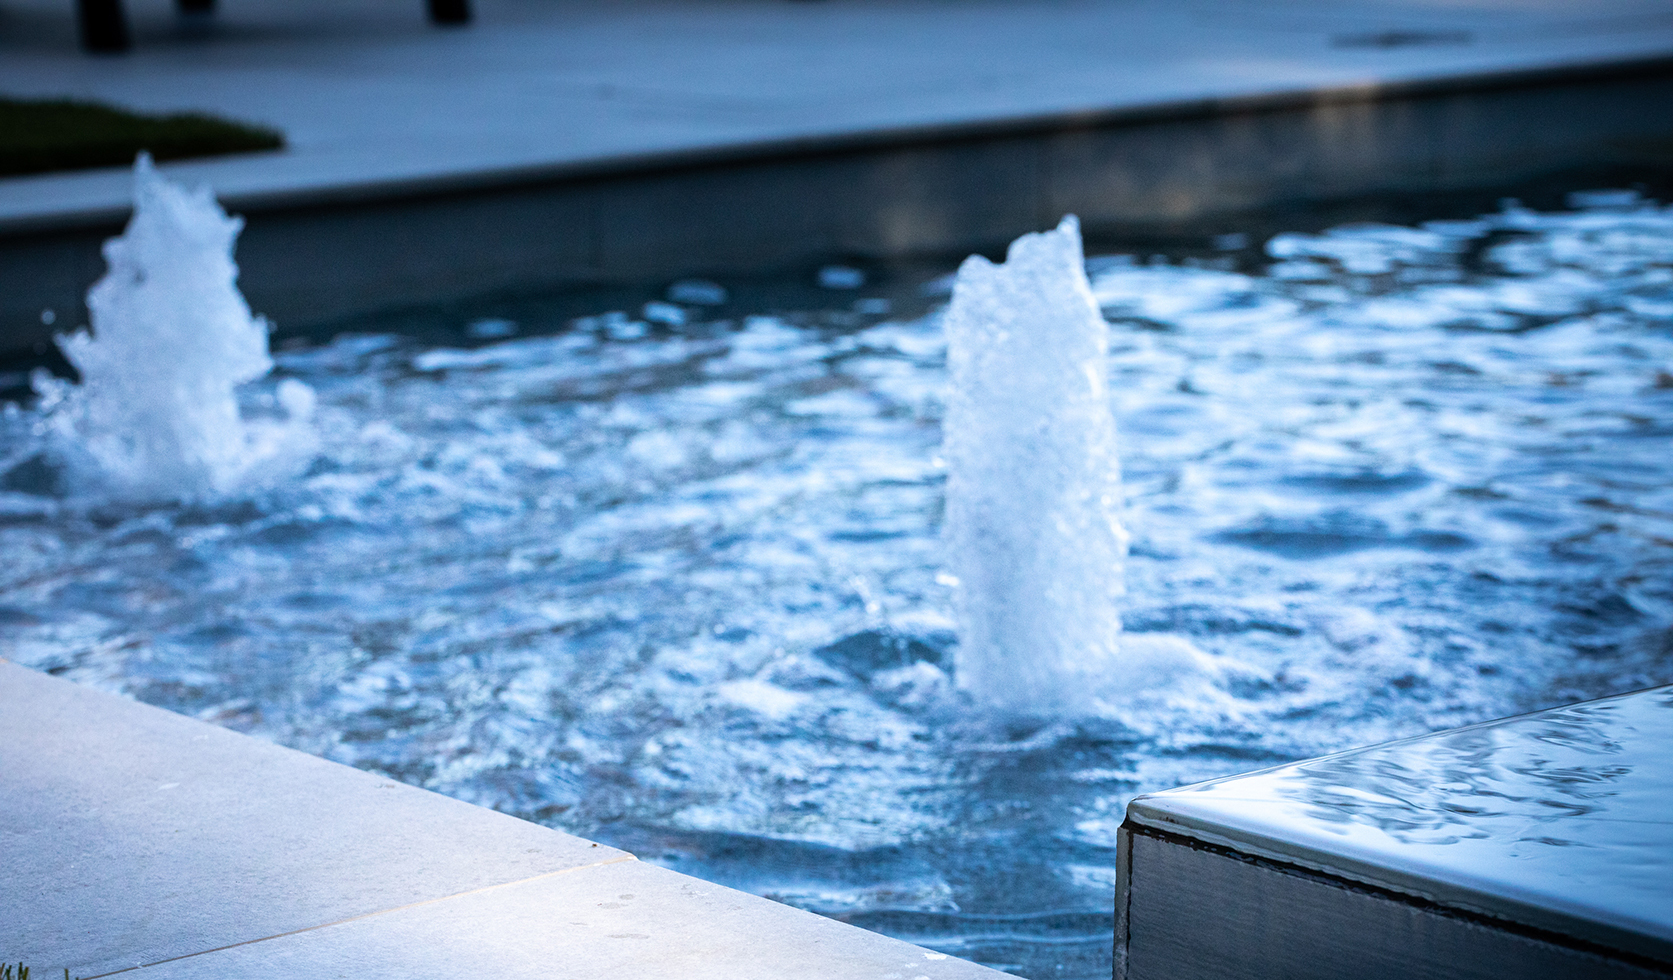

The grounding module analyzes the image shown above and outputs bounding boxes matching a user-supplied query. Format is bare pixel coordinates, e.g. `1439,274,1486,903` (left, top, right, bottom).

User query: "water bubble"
667,279,728,306
642,301,687,327
818,265,866,290
465,317,517,339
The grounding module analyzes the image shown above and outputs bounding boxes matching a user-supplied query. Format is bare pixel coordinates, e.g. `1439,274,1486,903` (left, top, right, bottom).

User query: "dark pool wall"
5,55,1673,358
1115,828,1669,980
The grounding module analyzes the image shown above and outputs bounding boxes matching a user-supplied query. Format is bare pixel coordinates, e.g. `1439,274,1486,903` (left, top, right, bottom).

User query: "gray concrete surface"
4,0,1673,226
0,660,1007,979
137,860,994,980
5,0,1673,357
1116,685,1673,979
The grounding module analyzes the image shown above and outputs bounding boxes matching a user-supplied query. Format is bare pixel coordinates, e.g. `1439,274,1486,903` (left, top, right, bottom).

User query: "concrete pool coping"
3,51,1673,240
9,49,1673,365
0,659,1008,979
1115,685,1673,979
7,0,1673,235
7,0,1673,356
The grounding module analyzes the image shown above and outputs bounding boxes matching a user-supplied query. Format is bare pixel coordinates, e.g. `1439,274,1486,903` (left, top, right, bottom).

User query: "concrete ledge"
6,53,1673,237
0,661,1006,979
1115,686,1673,979
7,55,1673,359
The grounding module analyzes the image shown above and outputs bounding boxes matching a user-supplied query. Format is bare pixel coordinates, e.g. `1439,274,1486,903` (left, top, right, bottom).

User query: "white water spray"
943,216,1216,713
35,155,314,498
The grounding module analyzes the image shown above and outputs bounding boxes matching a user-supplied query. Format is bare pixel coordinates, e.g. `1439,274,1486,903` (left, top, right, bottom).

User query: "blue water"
4,193,1673,978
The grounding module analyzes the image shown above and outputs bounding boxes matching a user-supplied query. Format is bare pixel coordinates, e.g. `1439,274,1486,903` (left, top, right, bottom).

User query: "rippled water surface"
6,195,1673,977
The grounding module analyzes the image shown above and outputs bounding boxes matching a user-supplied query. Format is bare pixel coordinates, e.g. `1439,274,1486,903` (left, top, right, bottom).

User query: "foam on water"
29,156,313,499
5,191,1673,979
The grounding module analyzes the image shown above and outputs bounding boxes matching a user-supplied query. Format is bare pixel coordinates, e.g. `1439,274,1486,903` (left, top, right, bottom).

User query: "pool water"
5,193,1673,978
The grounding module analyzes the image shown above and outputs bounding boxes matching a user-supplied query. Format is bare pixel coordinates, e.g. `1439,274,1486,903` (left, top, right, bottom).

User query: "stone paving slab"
0,660,629,977
132,859,1005,980
1,660,1007,979
4,0,1673,230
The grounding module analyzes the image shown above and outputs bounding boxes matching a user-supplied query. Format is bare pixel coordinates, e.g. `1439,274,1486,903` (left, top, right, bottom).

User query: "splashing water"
944,217,1216,713
6,190,1673,979
31,155,314,499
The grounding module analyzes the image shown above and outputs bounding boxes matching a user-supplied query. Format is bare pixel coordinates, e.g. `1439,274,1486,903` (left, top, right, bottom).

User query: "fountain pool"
4,185,1673,978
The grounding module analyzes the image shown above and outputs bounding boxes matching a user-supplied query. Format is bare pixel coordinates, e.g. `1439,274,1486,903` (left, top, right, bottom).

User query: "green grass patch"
1,962,78,980
0,97,283,177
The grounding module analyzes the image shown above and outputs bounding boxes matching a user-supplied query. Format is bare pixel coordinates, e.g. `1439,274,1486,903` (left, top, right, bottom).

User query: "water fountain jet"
942,216,1217,714
32,154,313,499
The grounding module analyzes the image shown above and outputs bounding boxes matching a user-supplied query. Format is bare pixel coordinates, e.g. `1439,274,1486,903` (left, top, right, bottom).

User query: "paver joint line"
77,853,639,979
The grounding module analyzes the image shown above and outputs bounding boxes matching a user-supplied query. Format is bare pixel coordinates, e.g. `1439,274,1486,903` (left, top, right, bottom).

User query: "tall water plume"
34,155,313,498
942,217,1130,712
942,217,1222,714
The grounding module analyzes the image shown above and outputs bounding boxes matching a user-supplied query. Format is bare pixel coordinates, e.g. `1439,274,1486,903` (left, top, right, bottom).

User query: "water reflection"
1275,699,1640,845
7,194,1673,978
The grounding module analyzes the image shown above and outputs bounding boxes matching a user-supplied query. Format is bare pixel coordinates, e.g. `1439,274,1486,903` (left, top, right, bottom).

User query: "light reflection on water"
4,195,1673,978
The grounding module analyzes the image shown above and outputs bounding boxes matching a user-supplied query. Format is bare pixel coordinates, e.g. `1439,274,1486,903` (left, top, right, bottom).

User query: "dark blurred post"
428,0,471,26
78,0,131,52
